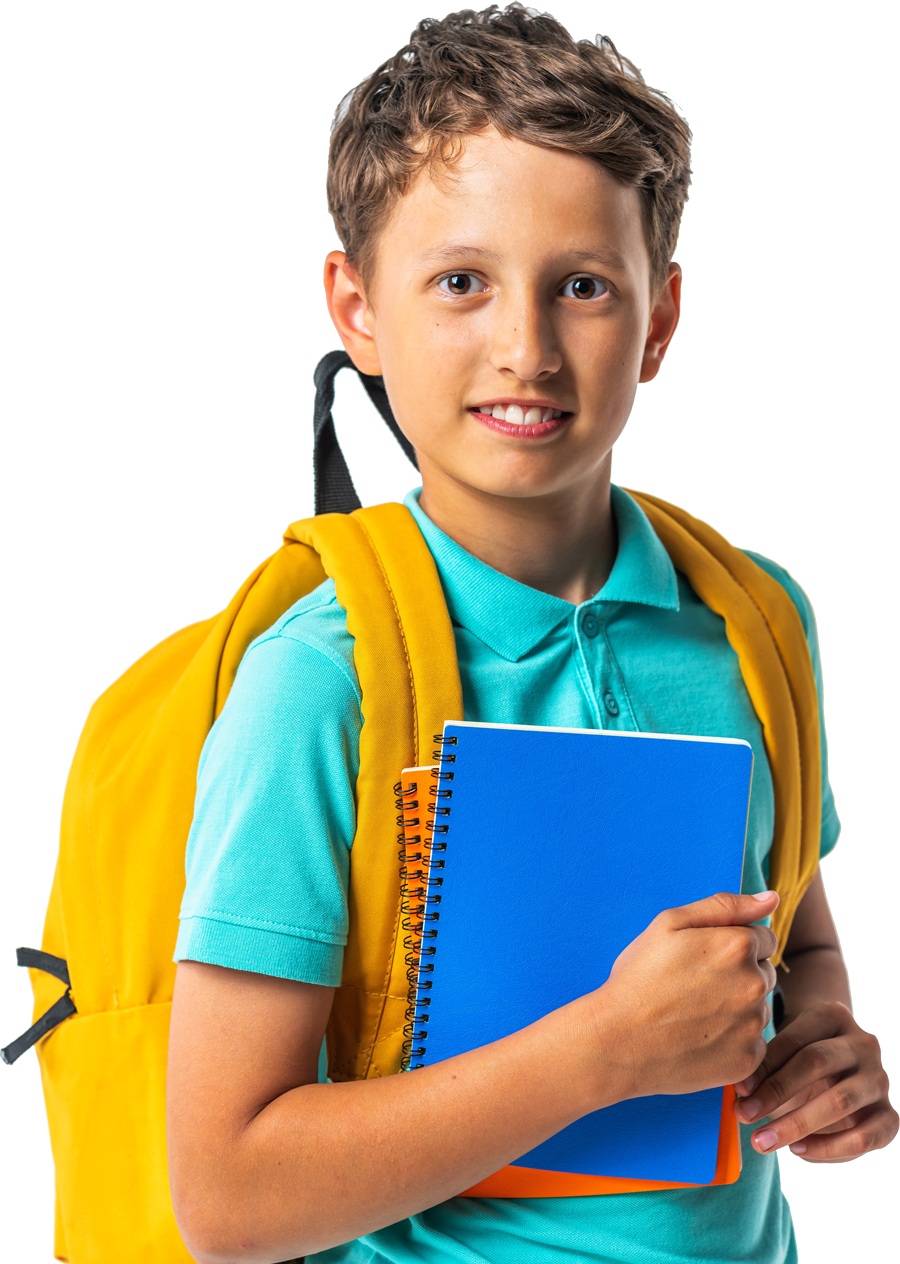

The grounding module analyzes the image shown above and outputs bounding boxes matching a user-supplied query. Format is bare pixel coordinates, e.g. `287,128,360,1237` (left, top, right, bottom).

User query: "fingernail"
739,1097,761,1121
789,1142,807,1155
754,1129,778,1151
752,891,776,901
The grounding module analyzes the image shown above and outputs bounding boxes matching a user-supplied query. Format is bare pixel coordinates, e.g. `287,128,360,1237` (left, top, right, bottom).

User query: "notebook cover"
411,721,752,1187
460,1086,741,1196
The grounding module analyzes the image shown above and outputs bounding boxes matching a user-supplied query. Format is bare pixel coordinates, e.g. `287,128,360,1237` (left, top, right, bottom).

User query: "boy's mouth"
469,401,572,439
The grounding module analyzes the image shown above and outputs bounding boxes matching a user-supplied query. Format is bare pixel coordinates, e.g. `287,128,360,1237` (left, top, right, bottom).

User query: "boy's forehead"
380,130,649,278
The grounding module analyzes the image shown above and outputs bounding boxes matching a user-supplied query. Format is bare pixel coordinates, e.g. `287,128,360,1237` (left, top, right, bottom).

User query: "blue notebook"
409,720,753,1185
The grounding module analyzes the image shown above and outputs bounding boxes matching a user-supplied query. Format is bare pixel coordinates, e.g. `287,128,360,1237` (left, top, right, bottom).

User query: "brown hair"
327,4,691,293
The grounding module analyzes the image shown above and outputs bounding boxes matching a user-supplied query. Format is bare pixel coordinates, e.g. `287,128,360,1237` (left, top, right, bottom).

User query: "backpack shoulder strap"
285,503,463,1079
628,491,822,965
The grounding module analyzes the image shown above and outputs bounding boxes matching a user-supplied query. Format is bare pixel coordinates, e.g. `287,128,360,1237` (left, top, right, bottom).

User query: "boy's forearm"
177,995,624,1264
776,945,851,1028
171,894,780,1264
775,870,851,1028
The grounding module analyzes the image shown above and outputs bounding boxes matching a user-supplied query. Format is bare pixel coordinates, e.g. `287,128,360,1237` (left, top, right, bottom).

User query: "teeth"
481,404,564,423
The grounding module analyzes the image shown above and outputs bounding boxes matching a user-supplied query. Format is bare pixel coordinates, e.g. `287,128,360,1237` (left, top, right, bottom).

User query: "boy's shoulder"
240,577,359,701
256,576,347,641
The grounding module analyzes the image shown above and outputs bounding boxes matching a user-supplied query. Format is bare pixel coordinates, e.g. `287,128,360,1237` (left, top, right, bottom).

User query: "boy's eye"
561,276,609,300
438,273,487,295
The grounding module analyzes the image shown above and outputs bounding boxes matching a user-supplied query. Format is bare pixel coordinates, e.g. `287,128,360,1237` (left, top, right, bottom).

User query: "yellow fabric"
32,498,818,1259
286,507,463,1080
627,493,821,964
38,1004,191,1264
39,546,325,1259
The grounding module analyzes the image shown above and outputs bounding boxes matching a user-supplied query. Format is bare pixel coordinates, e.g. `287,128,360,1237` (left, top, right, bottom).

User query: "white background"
1,1,897,1259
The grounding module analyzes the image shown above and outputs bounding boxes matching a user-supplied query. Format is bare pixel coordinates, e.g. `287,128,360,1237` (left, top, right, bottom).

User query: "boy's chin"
439,460,610,504
416,431,615,505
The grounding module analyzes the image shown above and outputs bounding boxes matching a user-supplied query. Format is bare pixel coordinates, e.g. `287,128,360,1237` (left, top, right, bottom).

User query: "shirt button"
581,613,599,638
604,693,620,716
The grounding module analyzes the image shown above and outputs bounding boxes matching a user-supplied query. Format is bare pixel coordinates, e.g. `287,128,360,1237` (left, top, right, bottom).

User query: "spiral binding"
397,735,458,1071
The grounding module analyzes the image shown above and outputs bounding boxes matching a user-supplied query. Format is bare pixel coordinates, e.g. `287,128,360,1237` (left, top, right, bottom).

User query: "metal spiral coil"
396,768,443,1070
432,733,458,760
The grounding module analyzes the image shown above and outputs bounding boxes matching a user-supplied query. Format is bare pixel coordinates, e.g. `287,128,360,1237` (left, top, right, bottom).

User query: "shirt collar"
600,485,680,611
403,484,679,663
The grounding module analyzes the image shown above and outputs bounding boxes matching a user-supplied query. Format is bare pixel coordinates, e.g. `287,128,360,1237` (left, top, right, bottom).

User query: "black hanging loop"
313,350,418,516
2,948,77,1066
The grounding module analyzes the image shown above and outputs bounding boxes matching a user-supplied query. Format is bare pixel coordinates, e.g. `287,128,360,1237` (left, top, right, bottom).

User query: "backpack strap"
313,351,418,515
627,491,822,965
285,504,463,1080
1,949,77,1065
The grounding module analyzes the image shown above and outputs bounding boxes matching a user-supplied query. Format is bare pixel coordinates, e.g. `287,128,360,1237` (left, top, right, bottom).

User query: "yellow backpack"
4,353,822,1262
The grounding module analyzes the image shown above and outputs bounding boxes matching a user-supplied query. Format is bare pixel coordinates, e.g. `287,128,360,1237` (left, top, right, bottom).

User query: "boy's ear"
639,264,682,384
324,251,383,377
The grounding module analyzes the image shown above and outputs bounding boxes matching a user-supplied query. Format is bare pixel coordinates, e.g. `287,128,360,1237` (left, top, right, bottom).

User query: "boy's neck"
417,457,617,606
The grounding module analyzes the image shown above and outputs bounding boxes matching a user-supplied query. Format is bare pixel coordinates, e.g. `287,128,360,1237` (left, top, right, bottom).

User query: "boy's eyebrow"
419,244,503,265
417,244,629,272
566,248,628,272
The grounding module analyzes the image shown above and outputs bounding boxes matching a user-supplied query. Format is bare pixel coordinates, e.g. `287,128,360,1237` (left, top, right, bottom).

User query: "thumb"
666,890,780,931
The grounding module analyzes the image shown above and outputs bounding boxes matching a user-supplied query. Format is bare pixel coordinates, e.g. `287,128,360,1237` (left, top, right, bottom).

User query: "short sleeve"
742,551,840,858
175,597,362,987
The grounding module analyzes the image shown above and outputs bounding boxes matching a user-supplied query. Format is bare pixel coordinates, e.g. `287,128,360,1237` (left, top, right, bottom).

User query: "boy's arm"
734,869,898,1161
775,868,851,1022
167,891,778,1264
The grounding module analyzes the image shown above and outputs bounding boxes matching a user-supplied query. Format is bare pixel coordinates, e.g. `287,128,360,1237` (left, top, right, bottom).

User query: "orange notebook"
396,762,742,1198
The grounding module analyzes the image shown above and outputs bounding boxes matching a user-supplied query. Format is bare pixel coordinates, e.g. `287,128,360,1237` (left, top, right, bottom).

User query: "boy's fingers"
759,958,778,997
764,1075,836,1122
790,1104,898,1162
735,1037,858,1122
753,1092,894,1157
663,890,779,933
735,1002,853,1097
748,1070,886,1154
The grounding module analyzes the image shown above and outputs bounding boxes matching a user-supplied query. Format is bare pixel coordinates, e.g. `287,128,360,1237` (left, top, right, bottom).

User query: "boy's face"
326,129,680,506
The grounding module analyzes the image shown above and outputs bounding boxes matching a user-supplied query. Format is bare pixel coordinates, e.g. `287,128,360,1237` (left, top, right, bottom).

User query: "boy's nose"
487,295,562,382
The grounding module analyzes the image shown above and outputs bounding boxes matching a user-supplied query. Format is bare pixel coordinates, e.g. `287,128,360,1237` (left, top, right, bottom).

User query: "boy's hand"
601,890,780,1101
734,1002,898,1161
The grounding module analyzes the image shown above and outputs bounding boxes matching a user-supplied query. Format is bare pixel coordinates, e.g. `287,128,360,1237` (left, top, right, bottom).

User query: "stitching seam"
179,910,346,945
84,782,118,1009
336,983,405,1000
601,622,639,730
243,631,361,704
350,515,417,1075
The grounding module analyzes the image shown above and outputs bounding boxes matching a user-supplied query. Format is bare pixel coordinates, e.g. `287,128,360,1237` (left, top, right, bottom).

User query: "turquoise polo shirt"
177,485,839,1264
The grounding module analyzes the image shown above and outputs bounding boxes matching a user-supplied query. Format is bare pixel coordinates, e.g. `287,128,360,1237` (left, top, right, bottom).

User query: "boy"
166,7,896,1263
